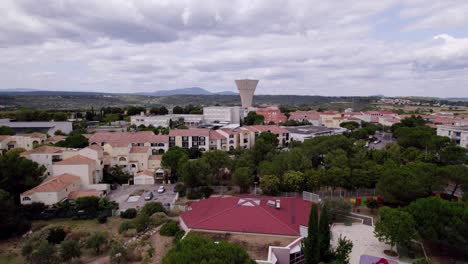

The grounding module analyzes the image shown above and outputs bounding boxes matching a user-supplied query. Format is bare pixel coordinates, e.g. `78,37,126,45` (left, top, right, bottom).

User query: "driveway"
108,184,176,212
369,132,394,150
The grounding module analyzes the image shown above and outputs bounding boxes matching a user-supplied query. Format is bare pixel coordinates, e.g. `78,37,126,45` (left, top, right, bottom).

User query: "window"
192,136,199,141
182,136,188,141
169,137,175,141
199,136,205,141
22,196,31,201
119,157,126,161
229,135,234,138
229,140,234,144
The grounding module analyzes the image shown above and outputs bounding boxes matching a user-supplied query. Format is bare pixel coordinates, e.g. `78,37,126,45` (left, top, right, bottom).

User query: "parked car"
143,191,153,201
373,139,381,144
365,142,369,148
158,186,165,193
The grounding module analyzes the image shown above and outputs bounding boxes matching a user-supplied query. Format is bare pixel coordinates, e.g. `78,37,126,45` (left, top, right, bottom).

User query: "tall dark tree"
302,203,320,264
318,205,331,259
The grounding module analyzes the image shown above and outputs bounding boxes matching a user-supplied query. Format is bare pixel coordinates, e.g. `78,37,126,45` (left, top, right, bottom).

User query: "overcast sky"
1,0,468,97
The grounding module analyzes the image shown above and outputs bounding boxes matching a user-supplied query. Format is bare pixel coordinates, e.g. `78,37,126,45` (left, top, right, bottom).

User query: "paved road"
369,132,394,150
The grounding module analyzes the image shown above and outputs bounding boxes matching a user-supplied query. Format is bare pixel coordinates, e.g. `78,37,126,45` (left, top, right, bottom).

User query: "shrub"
160,220,180,236
134,213,151,233
119,221,134,234
200,186,213,198
187,191,202,200
99,197,119,210
47,227,66,244
120,208,137,219
21,240,34,259
174,183,186,197
32,240,58,263
76,196,100,212
59,240,81,261
151,212,168,226
110,241,127,264
140,202,166,216
20,202,46,219
174,230,185,242
97,215,108,224
86,232,108,255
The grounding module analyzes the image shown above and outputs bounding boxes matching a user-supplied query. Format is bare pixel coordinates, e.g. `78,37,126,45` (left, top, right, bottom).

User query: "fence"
314,188,376,199
302,191,321,203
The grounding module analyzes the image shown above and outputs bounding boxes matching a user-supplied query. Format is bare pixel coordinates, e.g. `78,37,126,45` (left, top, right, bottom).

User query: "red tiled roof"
149,155,162,160
209,130,227,140
54,155,96,166
46,135,66,142
130,146,150,154
289,111,321,120
68,190,99,199
22,173,80,195
169,128,210,137
88,131,168,145
181,196,312,236
22,146,64,155
245,125,289,134
87,144,103,151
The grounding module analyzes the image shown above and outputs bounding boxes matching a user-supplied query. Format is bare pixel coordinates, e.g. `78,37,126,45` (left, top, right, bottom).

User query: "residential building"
131,113,204,128
203,106,244,124
0,119,73,135
168,128,210,152
437,125,468,148
256,107,287,124
20,174,81,205
285,126,347,142
0,133,47,151
134,170,155,185
21,146,64,176
289,111,321,126
245,125,290,147
88,131,169,155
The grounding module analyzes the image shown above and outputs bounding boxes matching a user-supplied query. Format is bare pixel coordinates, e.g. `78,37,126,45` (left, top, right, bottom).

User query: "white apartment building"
21,146,65,176
437,125,468,148
131,113,204,127
203,106,244,124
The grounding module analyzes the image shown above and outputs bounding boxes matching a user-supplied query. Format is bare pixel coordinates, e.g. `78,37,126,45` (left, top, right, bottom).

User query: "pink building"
256,108,287,124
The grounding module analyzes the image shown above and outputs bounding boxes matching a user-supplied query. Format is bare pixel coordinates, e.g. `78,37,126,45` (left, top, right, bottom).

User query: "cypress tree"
318,205,331,259
302,203,320,264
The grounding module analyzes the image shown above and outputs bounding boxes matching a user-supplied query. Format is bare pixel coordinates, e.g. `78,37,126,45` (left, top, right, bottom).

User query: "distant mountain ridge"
137,87,237,96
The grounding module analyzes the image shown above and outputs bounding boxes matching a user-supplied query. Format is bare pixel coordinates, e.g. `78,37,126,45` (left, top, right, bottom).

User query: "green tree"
374,207,417,252
86,232,108,255
322,198,352,221
282,171,305,192
110,241,127,264
244,111,265,125
161,146,189,177
55,133,88,148
0,125,15,135
75,196,100,212
439,145,468,165
47,227,66,244
257,131,279,146
333,236,353,264
179,159,213,187
163,235,255,264
340,121,359,131
232,167,254,193
103,165,131,184
59,240,81,261
172,106,184,114
260,175,281,195
439,165,468,199
0,151,46,204
318,205,331,259
302,203,320,264
0,189,31,239
200,150,232,183
406,197,468,248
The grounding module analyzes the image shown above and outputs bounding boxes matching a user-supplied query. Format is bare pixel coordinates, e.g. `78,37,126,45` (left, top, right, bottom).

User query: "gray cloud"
0,0,468,97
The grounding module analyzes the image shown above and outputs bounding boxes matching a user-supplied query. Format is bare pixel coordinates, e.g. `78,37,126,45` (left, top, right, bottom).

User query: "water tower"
235,79,259,109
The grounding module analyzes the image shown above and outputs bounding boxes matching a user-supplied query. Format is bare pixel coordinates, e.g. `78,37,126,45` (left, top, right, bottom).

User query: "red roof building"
256,108,287,124
180,196,313,236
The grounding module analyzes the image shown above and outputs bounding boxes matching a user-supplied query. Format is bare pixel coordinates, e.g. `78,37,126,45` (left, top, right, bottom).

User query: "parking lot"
108,184,176,212
369,132,394,150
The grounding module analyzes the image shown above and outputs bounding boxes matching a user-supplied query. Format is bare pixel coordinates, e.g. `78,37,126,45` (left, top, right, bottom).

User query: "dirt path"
149,231,174,264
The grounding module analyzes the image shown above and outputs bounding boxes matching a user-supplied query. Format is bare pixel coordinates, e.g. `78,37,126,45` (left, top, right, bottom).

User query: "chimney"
275,199,280,209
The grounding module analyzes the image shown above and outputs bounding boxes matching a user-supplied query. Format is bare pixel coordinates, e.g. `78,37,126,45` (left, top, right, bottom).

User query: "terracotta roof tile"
135,170,154,176
22,146,64,155
22,173,80,195
169,128,210,137
209,130,227,140
46,135,66,142
149,155,162,160
88,131,168,145
54,155,96,166
245,125,289,134
130,146,150,154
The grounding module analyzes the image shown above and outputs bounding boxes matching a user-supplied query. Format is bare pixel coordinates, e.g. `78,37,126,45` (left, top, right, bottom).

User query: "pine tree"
302,203,320,264
318,205,331,259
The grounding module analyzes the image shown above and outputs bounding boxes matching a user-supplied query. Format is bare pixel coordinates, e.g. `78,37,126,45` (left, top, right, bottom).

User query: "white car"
157,186,165,193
